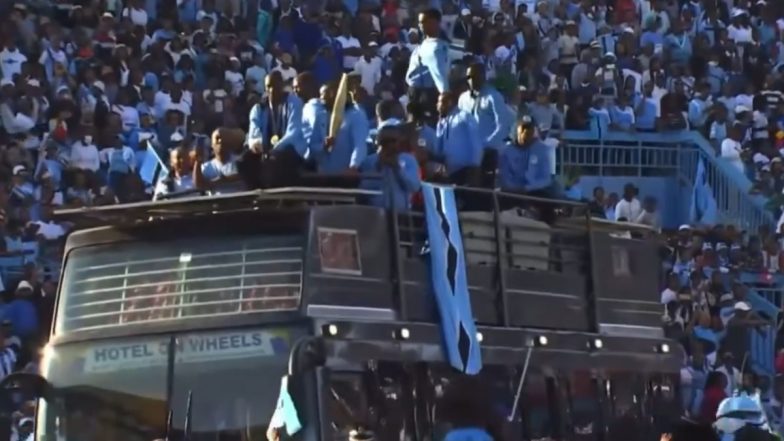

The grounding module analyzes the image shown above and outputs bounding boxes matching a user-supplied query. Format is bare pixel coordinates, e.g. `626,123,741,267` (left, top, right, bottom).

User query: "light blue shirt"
688,97,711,128
432,108,483,174
201,156,238,181
314,105,369,173
406,38,450,93
458,85,510,150
359,152,421,212
498,140,553,192
302,98,328,160
248,93,306,157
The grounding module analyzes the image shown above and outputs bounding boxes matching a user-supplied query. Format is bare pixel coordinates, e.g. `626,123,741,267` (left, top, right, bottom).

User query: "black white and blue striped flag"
421,183,482,374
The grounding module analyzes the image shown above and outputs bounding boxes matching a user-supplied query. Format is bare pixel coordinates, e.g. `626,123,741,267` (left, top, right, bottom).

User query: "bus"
16,187,679,441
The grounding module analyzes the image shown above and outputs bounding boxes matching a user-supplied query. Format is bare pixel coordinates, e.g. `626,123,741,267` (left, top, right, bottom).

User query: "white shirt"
0,48,27,82
32,221,66,240
353,56,382,95
336,36,361,70
728,25,753,44
122,6,149,27
225,70,244,96
720,138,744,173
614,198,642,221
272,66,297,85
661,288,677,304
118,105,140,132
70,141,100,172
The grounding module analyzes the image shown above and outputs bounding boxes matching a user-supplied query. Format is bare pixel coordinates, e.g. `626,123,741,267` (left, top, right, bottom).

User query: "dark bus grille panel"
59,236,304,333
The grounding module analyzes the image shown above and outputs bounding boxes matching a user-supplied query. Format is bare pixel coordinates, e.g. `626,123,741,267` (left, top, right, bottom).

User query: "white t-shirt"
0,48,27,82
728,25,753,44
614,198,642,222
353,56,382,95
336,36,361,70
225,70,244,96
70,142,100,172
720,138,744,173
32,221,66,240
122,7,149,27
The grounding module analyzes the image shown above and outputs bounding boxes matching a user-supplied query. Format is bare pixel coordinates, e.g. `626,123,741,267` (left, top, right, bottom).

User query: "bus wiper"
184,390,193,441
165,410,174,441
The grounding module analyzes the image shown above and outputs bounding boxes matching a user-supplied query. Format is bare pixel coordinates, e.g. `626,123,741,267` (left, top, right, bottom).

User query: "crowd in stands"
0,0,780,438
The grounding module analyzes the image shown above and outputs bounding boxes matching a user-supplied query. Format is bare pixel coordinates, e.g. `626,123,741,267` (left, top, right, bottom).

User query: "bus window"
646,374,680,435
521,371,557,441
328,372,371,441
604,373,644,441
563,371,600,441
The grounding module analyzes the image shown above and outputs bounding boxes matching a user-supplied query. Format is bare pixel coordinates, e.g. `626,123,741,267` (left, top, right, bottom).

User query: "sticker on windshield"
81,329,291,374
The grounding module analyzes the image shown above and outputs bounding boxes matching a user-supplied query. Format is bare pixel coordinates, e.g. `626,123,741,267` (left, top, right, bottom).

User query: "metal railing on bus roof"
53,187,383,227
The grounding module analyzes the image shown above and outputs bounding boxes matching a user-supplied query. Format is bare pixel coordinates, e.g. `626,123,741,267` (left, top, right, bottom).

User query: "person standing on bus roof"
294,72,328,167
246,70,305,188
430,91,483,187
315,77,369,175
458,63,510,188
406,8,450,121
359,125,421,212
498,117,553,196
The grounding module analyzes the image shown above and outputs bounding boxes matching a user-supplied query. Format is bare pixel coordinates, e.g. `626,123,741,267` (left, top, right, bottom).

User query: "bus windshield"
36,328,303,441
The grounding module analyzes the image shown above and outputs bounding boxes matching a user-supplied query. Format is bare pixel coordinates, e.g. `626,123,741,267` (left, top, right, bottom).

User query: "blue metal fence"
559,129,775,231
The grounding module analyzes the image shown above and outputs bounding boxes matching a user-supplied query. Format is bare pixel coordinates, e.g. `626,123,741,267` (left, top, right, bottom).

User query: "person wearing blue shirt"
459,63,510,188
312,80,369,174
688,82,713,130
635,82,659,131
246,71,306,188
498,117,553,196
359,125,421,212
406,9,450,121
294,73,328,164
430,91,483,186
368,99,402,149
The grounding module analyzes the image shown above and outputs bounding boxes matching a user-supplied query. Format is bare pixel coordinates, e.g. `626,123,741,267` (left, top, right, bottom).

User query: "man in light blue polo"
406,8,450,122
294,72,328,165
499,117,553,196
430,91,483,186
246,70,305,188
458,62,510,188
312,79,369,175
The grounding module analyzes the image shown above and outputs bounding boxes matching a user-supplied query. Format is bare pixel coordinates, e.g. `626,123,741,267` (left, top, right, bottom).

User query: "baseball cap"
12,165,27,176
734,301,751,312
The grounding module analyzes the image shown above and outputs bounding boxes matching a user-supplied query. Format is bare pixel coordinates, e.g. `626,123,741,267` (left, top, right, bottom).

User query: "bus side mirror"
0,373,55,402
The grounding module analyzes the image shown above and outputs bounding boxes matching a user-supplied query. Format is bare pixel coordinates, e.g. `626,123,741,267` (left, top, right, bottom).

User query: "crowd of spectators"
0,0,780,438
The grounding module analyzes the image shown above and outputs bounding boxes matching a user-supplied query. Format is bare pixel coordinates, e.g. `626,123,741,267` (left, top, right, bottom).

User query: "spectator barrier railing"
559,130,775,231
745,289,778,376
736,272,783,376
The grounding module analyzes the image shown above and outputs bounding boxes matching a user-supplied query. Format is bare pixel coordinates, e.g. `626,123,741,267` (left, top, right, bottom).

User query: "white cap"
101,12,114,19
678,224,691,231
170,132,184,142
460,8,471,16
368,41,378,47
19,418,33,427
734,301,751,311
12,165,27,176
92,80,106,92
735,105,750,113
139,132,154,142
16,280,33,291
26,79,40,87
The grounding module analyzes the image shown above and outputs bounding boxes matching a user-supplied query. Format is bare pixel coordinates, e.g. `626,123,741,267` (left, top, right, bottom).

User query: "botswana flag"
422,183,482,375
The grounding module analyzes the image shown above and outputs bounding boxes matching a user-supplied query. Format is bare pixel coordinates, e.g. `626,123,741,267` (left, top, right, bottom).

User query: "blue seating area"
560,129,775,231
